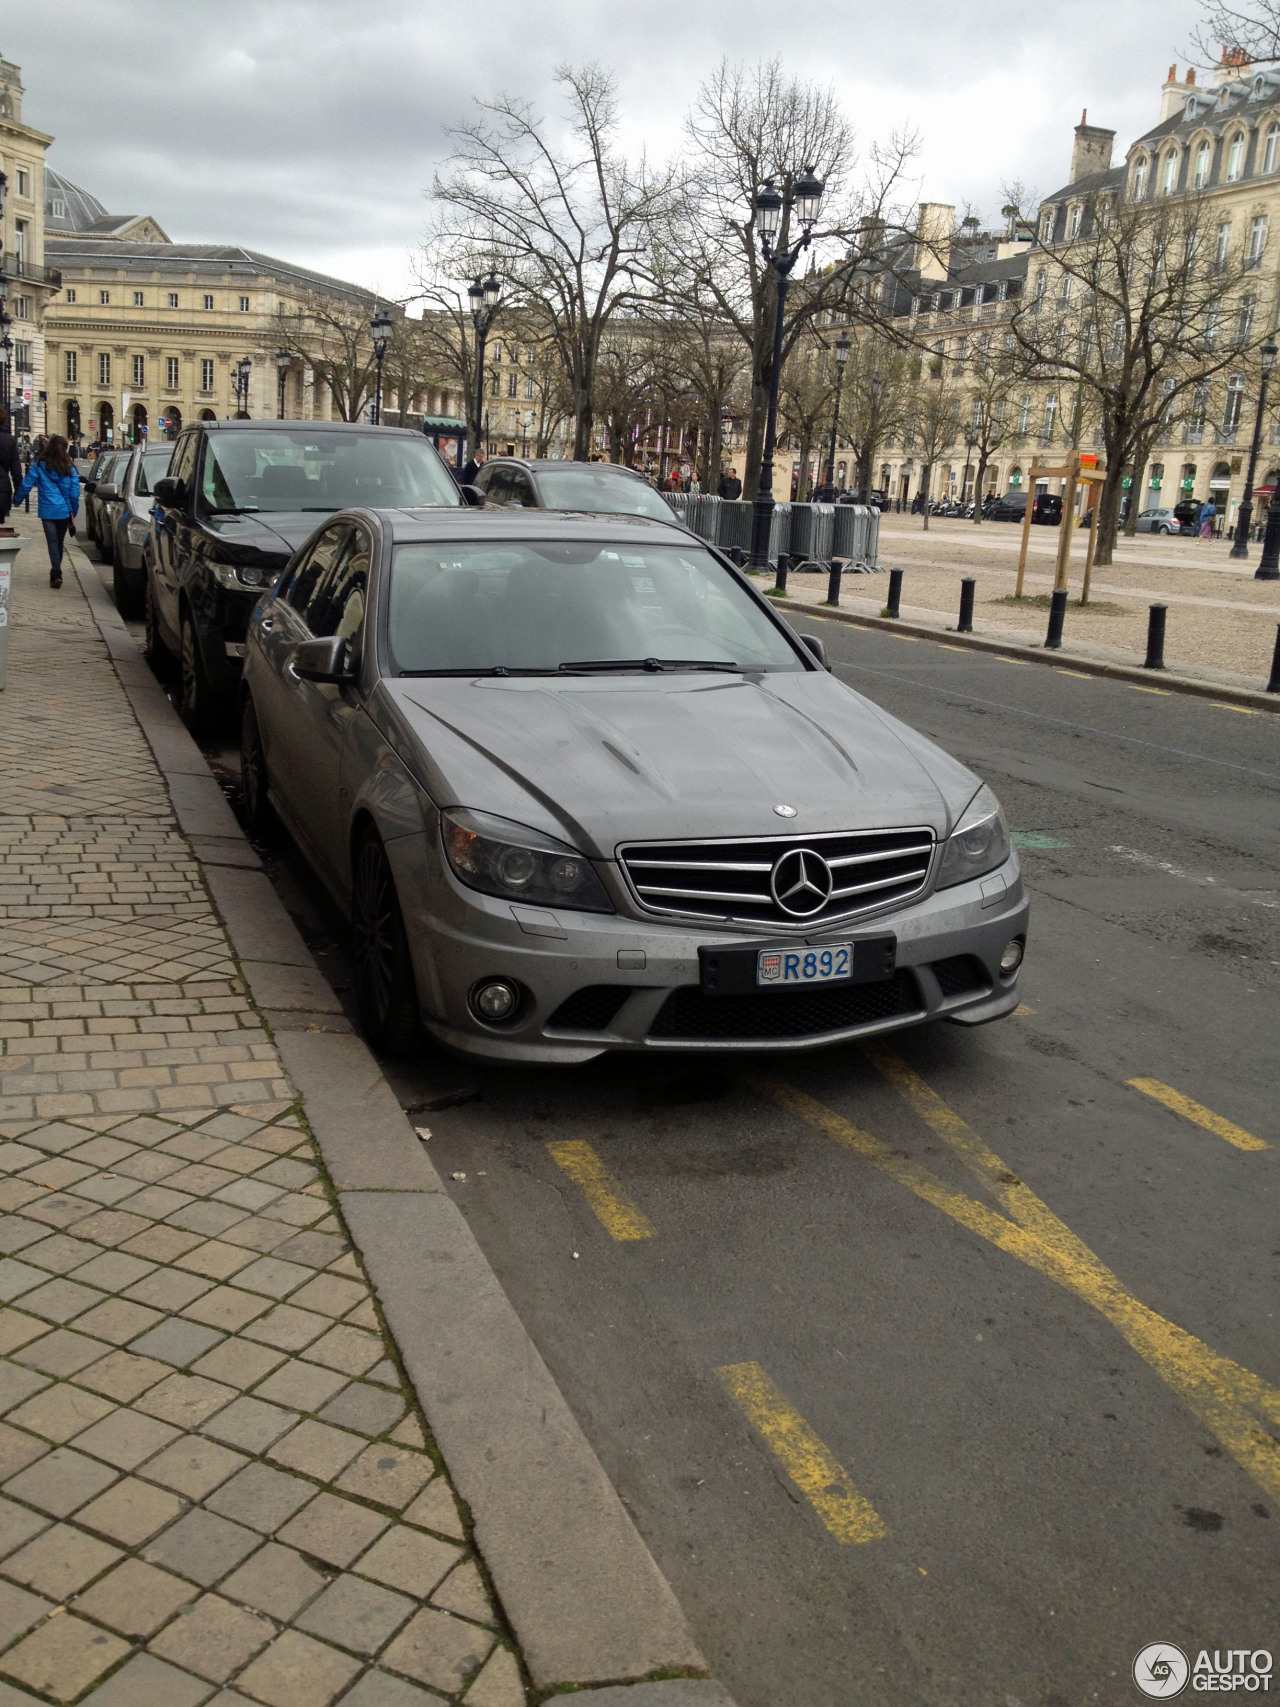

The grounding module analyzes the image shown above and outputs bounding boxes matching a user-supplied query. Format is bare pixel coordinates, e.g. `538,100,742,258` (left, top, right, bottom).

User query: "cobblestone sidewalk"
0,522,525,1703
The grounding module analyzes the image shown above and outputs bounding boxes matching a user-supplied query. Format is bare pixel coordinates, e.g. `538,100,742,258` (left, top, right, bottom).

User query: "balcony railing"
1184,424,1205,444
0,254,61,288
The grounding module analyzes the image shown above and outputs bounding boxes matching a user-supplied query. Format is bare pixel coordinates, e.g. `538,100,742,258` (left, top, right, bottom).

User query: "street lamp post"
824,331,851,492
1231,337,1278,561
467,274,501,458
748,168,825,571
370,310,392,425
276,348,291,420
235,358,252,419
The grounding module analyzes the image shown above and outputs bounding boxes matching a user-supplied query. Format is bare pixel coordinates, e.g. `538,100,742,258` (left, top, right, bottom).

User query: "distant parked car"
1134,507,1192,536
144,420,463,728
986,491,1062,526
82,451,130,548
110,445,176,616
473,458,682,523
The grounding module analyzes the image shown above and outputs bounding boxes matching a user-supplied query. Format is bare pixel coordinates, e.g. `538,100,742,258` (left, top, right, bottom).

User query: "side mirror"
459,484,487,507
83,478,98,494
291,635,355,684
96,483,122,502
801,634,829,669
153,476,186,508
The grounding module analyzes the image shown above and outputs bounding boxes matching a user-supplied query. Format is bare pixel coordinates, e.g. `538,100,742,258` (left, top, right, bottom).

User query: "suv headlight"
442,808,614,913
936,784,1011,890
210,562,270,591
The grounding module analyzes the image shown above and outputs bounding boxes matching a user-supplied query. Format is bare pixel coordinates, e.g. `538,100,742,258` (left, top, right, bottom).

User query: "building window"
203,294,214,311
200,359,214,391
1017,394,1032,434
1237,296,1256,343
1067,204,1081,238
1265,124,1280,175
98,354,111,386
166,356,179,388
524,375,534,399
489,371,499,397
1162,150,1179,194
1205,304,1220,348
1194,140,1211,187
65,287,76,304
1059,273,1072,303
133,291,144,308
65,351,77,384
167,292,179,308
1216,221,1232,267
99,290,110,306
1132,156,1148,198
1223,374,1245,433
13,296,29,319
1248,215,1267,264
507,372,518,397
1042,394,1058,439
15,168,28,197
239,295,250,312
132,355,145,386
491,341,502,362
1227,133,1245,180
1040,208,1054,243
51,196,67,219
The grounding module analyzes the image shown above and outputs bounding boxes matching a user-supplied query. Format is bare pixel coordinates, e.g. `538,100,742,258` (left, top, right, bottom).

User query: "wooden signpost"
1014,450,1108,604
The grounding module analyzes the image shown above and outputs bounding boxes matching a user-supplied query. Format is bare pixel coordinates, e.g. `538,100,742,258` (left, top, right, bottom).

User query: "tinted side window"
308,527,371,641
170,433,199,489
486,468,515,506
285,525,349,619
510,472,536,507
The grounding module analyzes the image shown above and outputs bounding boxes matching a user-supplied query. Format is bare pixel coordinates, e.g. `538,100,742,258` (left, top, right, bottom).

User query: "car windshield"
386,539,804,675
532,466,677,522
199,430,460,514
135,450,174,497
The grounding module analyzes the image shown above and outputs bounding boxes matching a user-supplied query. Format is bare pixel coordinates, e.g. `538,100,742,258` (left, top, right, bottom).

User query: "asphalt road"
138,566,1278,1707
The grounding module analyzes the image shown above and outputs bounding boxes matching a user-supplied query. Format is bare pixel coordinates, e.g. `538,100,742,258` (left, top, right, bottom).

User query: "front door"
152,432,199,644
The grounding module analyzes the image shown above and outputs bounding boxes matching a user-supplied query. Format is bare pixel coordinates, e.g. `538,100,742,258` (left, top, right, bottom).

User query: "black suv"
144,420,461,726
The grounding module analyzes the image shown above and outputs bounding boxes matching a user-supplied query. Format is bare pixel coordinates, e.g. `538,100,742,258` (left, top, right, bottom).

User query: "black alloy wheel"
239,696,275,839
179,608,213,733
351,830,420,1055
143,575,168,673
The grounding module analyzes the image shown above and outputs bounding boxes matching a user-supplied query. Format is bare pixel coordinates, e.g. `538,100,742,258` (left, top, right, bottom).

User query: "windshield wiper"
557,657,740,674
397,666,564,677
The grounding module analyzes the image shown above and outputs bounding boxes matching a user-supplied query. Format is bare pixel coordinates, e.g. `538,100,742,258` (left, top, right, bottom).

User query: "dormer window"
1194,140,1212,187
1040,208,1054,243
1265,123,1280,174
1185,97,1199,119
1132,156,1149,198
50,197,66,219
1068,204,1082,238
1227,132,1245,179
1162,149,1179,194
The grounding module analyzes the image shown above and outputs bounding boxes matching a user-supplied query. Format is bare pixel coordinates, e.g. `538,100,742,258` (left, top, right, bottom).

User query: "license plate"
757,944,851,987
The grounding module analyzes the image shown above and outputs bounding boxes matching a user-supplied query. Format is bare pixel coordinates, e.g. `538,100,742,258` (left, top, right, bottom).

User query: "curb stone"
776,594,1280,713
72,558,725,1699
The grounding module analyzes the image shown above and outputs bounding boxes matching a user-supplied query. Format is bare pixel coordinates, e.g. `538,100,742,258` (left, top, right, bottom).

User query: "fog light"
1000,938,1025,974
471,978,518,1023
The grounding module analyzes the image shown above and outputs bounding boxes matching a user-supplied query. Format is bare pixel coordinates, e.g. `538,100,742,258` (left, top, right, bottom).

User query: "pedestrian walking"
12,435,80,589
459,450,484,487
0,407,22,525
1197,498,1216,540
718,467,742,500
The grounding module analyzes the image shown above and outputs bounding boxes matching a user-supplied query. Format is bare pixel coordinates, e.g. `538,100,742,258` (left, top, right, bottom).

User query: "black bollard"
1267,624,1280,692
1143,604,1167,670
1044,587,1068,650
887,567,903,618
958,577,975,633
773,552,790,594
729,546,745,567
825,559,843,607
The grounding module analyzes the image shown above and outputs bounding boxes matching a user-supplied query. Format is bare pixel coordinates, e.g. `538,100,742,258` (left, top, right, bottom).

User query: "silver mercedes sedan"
239,509,1028,1062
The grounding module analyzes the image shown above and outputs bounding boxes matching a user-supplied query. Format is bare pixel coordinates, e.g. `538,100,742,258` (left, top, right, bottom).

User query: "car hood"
379,671,981,856
199,511,332,561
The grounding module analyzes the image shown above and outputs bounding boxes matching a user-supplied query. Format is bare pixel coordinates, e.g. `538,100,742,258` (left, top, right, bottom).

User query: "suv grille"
649,971,922,1042
618,828,935,929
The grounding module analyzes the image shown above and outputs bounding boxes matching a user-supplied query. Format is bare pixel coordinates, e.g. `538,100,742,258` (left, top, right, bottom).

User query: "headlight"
935,783,1011,890
126,517,150,544
442,808,614,914
210,561,270,591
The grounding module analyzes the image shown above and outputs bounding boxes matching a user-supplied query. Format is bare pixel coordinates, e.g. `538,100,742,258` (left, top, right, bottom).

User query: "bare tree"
907,351,960,531
839,327,915,498
962,330,1026,522
1192,1,1280,62
428,64,677,460
275,293,381,421
778,336,836,500
1013,187,1262,563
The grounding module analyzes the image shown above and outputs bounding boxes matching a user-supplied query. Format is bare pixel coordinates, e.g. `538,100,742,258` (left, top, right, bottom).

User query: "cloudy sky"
11,0,1208,302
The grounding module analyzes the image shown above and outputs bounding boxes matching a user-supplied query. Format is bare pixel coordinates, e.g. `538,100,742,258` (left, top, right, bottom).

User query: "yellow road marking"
1128,685,1170,696
938,643,968,651
754,1054,1280,1503
999,657,1032,665
1127,1078,1268,1152
715,1361,887,1544
1209,702,1260,715
1014,1003,1036,1016
1055,669,1092,678
546,1140,657,1240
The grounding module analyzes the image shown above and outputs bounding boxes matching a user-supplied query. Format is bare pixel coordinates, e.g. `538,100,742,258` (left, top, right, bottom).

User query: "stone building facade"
0,55,60,433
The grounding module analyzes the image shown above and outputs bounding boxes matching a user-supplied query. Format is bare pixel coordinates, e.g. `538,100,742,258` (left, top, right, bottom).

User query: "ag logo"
1133,1644,1190,1698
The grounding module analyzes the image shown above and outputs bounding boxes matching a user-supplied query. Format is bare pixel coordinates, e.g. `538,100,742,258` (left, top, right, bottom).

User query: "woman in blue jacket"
12,435,80,588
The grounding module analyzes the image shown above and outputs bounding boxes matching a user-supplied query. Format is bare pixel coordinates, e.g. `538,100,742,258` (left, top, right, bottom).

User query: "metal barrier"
715,500,754,557
664,493,693,527
788,503,834,567
691,494,722,543
661,494,880,571
832,504,880,566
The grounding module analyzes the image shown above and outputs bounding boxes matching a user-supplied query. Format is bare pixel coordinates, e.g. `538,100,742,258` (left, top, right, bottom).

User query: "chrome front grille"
617,827,936,928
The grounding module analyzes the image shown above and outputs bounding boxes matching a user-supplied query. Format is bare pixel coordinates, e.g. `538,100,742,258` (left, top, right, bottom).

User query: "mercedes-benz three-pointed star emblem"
770,847,834,917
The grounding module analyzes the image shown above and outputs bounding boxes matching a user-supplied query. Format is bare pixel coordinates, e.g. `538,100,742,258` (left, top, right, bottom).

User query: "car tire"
113,559,143,620
179,607,215,733
98,523,114,566
143,576,169,674
239,695,277,840
351,829,420,1056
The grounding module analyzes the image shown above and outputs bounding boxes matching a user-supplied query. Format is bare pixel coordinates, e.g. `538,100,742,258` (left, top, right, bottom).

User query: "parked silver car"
111,444,175,617
1133,507,1190,535
240,510,1028,1062
473,457,680,522
82,451,130,551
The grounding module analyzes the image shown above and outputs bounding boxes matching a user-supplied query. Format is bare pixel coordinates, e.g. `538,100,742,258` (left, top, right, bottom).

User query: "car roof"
486,457,651,478
369,509,698,545
196,420,421,438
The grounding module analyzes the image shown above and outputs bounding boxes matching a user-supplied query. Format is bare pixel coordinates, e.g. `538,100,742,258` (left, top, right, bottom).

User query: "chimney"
1070,117,1115,182
1159,64,1188,121
914,201,954,281
1215,44,1251,86
1186,67,1196,85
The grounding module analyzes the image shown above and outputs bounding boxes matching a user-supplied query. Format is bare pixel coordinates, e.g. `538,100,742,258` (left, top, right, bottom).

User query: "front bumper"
385,837,1028,1063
